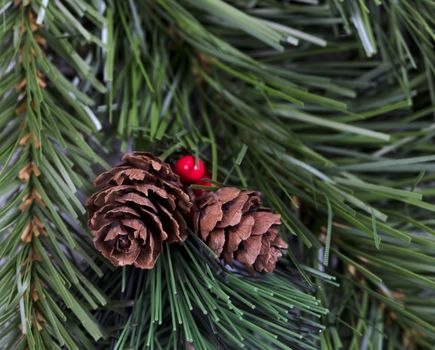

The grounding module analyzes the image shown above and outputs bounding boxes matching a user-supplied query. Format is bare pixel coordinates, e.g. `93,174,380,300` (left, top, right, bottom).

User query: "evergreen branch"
1,0,433,349
99,239,328,350
100,0,435,348
0,1,106,348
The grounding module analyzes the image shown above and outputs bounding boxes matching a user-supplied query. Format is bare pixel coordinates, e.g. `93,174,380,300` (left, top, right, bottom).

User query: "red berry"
194,171,213,196
173,155,205,183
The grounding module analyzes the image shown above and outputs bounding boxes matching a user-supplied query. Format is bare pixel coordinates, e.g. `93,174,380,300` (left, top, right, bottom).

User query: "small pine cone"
193,187,288,273
86,152,191,269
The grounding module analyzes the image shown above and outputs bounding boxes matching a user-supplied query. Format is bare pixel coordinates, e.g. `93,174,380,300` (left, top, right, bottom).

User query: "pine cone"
86,152,191,269
193,187,288,272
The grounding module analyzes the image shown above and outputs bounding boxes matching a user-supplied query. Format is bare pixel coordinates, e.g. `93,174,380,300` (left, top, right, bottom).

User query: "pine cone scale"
225,215,255,256
208,228,226,256
216,192,249,228
157,203,182,243
194,198,223,240
214,187,241,203
94,167,149,186
108,206,141,217
251,211,281,235
236,235,262,266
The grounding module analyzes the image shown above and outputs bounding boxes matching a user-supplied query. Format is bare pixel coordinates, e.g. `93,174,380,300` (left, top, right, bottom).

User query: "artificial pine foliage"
0,1,434,350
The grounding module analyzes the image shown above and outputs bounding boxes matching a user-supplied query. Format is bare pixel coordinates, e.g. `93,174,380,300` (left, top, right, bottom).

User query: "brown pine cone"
86,152,191,269
193,187,288,273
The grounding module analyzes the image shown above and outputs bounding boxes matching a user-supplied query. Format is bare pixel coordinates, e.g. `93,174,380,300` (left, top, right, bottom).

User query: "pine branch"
2,0,434,349
98,239,329,350
0,1,107,348
99,0,435,348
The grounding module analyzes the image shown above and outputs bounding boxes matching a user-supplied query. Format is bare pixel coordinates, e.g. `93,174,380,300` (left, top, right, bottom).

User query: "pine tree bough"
193,187,288,272
87,152,191,269
1,1,107,347
2,0,435,348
